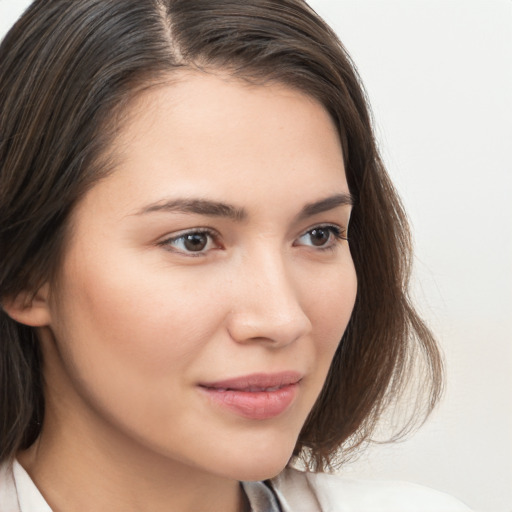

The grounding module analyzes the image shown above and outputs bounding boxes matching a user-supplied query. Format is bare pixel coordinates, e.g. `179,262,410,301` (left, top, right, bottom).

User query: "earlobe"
2,283,52,327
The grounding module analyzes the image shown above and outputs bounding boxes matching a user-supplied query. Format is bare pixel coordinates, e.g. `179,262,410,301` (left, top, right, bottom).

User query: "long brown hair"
0,0,442,470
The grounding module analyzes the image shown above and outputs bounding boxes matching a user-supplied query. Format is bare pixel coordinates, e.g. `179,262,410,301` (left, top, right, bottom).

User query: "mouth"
200,371,302,392
198,372,302,420
209,385,285,392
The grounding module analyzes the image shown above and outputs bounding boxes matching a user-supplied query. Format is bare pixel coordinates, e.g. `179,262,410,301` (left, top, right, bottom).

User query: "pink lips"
198,372,302,420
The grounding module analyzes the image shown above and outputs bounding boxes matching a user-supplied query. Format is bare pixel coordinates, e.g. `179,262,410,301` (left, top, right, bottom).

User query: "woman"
0,1,471,510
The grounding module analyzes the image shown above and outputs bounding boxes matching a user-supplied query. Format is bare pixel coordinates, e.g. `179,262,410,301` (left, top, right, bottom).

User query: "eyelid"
299,222,348,238
156,222,348,256
158,227,222,256
294,223,348,249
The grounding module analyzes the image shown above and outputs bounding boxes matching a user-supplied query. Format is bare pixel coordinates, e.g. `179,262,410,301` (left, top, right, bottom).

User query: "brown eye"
183,233,209,252
295,225,345,249
309,228,330,246
162,230,218,255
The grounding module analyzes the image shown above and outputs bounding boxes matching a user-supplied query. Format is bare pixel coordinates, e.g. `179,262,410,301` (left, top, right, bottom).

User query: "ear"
2,283,52,327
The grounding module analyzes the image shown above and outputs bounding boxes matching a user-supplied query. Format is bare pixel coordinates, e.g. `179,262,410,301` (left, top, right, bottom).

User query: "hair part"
0,0,442,468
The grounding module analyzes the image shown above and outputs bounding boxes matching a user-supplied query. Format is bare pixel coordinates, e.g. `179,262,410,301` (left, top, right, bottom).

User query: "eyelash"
158,228,220,257
295,224,348,252
159,224,348,256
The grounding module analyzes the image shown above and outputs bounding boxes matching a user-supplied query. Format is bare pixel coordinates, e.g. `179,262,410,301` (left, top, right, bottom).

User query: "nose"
226,248,313,347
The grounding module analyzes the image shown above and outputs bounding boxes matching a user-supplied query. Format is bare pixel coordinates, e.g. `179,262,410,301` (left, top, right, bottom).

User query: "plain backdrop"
1,1,511,511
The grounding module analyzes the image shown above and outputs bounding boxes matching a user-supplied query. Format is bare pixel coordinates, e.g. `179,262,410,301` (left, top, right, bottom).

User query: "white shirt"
0,460,472,511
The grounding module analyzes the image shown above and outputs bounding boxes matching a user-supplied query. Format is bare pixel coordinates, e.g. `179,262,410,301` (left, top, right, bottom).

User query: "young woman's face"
41,72,357,481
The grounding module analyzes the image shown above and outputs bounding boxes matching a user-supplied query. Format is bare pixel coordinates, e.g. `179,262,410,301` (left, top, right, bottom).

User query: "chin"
215,441,296,482
230,461,289,483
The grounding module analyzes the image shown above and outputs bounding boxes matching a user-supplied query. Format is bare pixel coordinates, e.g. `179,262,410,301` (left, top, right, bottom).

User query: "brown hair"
0,0,442,469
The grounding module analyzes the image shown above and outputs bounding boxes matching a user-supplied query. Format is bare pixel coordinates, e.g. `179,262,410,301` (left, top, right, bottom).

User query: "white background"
1,1,511,511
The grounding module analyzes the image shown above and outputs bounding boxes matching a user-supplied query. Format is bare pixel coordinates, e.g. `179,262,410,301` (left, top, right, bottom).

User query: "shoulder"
271,467,473,512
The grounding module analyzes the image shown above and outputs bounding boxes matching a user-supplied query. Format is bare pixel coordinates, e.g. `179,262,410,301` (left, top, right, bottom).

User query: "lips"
198,372,302,420
200,372,302,392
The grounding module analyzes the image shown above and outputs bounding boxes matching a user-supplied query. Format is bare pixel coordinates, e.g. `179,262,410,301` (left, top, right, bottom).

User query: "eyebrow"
136,193,353,222
297,193,354,220
137,198,247,221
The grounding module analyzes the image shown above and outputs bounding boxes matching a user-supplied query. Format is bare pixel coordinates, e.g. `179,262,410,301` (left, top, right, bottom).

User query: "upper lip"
199,371,303,391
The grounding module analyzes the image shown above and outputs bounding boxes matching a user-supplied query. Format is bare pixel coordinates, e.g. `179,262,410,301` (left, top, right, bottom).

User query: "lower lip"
199,383,299,420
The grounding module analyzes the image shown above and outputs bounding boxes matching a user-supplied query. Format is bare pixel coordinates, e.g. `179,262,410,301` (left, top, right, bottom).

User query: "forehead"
119,70,339,144
73,70,349,225
119,71,343,169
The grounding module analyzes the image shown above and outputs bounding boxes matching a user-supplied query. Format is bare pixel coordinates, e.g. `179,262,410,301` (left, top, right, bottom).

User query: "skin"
12,71,357,512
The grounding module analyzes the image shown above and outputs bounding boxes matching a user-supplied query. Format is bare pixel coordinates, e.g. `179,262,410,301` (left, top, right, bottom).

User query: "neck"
17,408,245,512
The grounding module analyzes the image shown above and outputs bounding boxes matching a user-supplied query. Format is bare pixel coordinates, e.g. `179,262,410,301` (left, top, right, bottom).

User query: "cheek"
46,256,232,448
298,259,357,389
305,260,357,341
48,250,227,402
